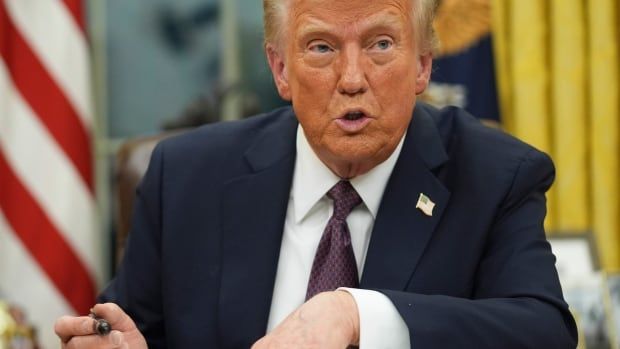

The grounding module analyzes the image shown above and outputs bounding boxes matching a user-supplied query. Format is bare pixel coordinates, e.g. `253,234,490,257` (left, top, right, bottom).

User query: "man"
55,0,577,348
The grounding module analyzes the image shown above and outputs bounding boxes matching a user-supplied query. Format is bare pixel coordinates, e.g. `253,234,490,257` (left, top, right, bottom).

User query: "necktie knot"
327,181,362,221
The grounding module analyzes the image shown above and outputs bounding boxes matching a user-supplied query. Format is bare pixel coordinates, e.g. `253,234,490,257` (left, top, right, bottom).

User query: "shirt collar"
292,125,406,223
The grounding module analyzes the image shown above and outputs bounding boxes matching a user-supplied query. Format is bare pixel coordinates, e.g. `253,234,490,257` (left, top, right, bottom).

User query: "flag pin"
416,193,435,217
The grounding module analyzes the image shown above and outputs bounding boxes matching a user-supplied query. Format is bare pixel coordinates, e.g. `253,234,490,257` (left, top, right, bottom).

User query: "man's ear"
266,43,292,101
414,53,433,95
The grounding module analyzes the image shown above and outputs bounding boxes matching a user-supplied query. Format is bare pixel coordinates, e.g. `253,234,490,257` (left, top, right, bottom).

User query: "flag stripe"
62,0,86,33
0,1,93,191
0,151,95,315
4,0,93,129
0,211,75,349
0,59,101,284
0,0,98,346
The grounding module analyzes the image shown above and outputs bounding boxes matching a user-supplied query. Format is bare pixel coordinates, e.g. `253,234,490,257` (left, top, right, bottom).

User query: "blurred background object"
103,0,283,138
0,301,38,349
0,0,618,348
420,0,501,125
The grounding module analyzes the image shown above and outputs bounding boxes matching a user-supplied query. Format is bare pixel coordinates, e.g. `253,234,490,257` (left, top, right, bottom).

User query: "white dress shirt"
266,126,410,348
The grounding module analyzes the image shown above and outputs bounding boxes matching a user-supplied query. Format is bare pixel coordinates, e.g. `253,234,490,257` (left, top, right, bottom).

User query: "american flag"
0,0,101,347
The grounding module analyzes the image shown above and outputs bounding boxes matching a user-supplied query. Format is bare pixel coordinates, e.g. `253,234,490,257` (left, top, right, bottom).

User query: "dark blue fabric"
432,35,501,121
100,103,576,348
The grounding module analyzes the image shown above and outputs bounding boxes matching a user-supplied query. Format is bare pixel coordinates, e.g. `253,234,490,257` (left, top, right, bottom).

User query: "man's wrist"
334,290,360,345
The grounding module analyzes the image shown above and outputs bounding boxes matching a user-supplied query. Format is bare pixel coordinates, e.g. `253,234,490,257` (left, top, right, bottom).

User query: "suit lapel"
361,104,451,290
217,111,298,348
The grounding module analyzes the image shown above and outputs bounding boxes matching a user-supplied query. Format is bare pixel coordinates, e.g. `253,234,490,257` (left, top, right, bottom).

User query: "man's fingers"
55,302,142,348
54,315,97,343
64,330,125,349
91,303,136,332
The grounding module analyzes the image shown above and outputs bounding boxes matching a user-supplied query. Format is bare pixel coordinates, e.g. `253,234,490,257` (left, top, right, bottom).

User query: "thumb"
91,303,137,333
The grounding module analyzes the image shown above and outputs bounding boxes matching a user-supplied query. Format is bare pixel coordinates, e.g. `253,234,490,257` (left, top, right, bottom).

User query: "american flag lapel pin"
416,193,435,217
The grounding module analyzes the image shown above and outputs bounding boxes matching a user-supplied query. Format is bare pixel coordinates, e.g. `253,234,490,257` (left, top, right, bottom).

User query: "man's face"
267,0,432,178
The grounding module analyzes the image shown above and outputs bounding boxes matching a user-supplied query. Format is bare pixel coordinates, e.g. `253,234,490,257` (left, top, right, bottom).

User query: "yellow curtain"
492,0,620,270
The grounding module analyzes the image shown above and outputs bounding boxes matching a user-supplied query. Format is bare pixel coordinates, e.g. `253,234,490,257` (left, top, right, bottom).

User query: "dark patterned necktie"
306,180,362,300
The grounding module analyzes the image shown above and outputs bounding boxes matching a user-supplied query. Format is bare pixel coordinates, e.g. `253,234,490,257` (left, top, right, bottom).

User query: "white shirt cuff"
338,288,411,348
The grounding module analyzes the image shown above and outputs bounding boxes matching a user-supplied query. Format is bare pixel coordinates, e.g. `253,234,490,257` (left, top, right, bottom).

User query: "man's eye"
374,39,393,50
310,44,332,53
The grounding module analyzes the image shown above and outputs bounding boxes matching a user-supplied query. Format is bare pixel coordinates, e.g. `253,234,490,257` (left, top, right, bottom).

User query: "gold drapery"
492,0,620,269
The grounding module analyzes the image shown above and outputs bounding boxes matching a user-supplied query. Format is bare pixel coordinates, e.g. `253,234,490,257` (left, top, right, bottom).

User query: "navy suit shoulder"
156,106,297,179
431,104,554,183
432,105,557,235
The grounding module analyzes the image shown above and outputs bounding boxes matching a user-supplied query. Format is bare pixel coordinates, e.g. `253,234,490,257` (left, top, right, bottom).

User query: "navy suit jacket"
101,103,577,348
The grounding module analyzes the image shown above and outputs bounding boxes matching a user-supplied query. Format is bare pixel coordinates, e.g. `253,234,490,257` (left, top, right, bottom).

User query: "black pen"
89,309,112,336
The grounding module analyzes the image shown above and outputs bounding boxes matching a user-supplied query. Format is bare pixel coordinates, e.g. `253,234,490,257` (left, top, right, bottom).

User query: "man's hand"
252,290,360,349
54,303,148,349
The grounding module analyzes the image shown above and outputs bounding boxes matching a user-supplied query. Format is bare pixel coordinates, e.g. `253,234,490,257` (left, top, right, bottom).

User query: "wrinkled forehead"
287,0,414,35
289,0,412,15
296,14,406,36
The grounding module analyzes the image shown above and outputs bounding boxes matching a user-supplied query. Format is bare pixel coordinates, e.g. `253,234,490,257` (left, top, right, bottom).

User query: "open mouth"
342,111,367,121
335,109,372,132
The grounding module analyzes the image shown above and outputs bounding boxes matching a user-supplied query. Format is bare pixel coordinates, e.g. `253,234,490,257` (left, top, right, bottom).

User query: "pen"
89,309,112,336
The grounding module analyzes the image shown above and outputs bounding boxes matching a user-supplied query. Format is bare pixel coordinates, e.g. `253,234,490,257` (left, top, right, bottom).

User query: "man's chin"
321,145,390,178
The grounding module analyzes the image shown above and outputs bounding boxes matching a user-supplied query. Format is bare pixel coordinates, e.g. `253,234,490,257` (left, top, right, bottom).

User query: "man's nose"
336,45,368,96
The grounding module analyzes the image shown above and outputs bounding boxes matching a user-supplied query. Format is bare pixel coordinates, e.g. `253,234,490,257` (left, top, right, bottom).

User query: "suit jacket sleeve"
99,144,166,349
380,149,578,348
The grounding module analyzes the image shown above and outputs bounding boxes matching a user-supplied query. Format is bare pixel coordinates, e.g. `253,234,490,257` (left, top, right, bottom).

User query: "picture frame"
548,232,609,348
604,273,620,349
563,272,613,349
548,231,600,283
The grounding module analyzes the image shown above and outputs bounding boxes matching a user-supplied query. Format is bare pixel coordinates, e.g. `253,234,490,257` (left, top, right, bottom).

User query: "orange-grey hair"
262,0,439,54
